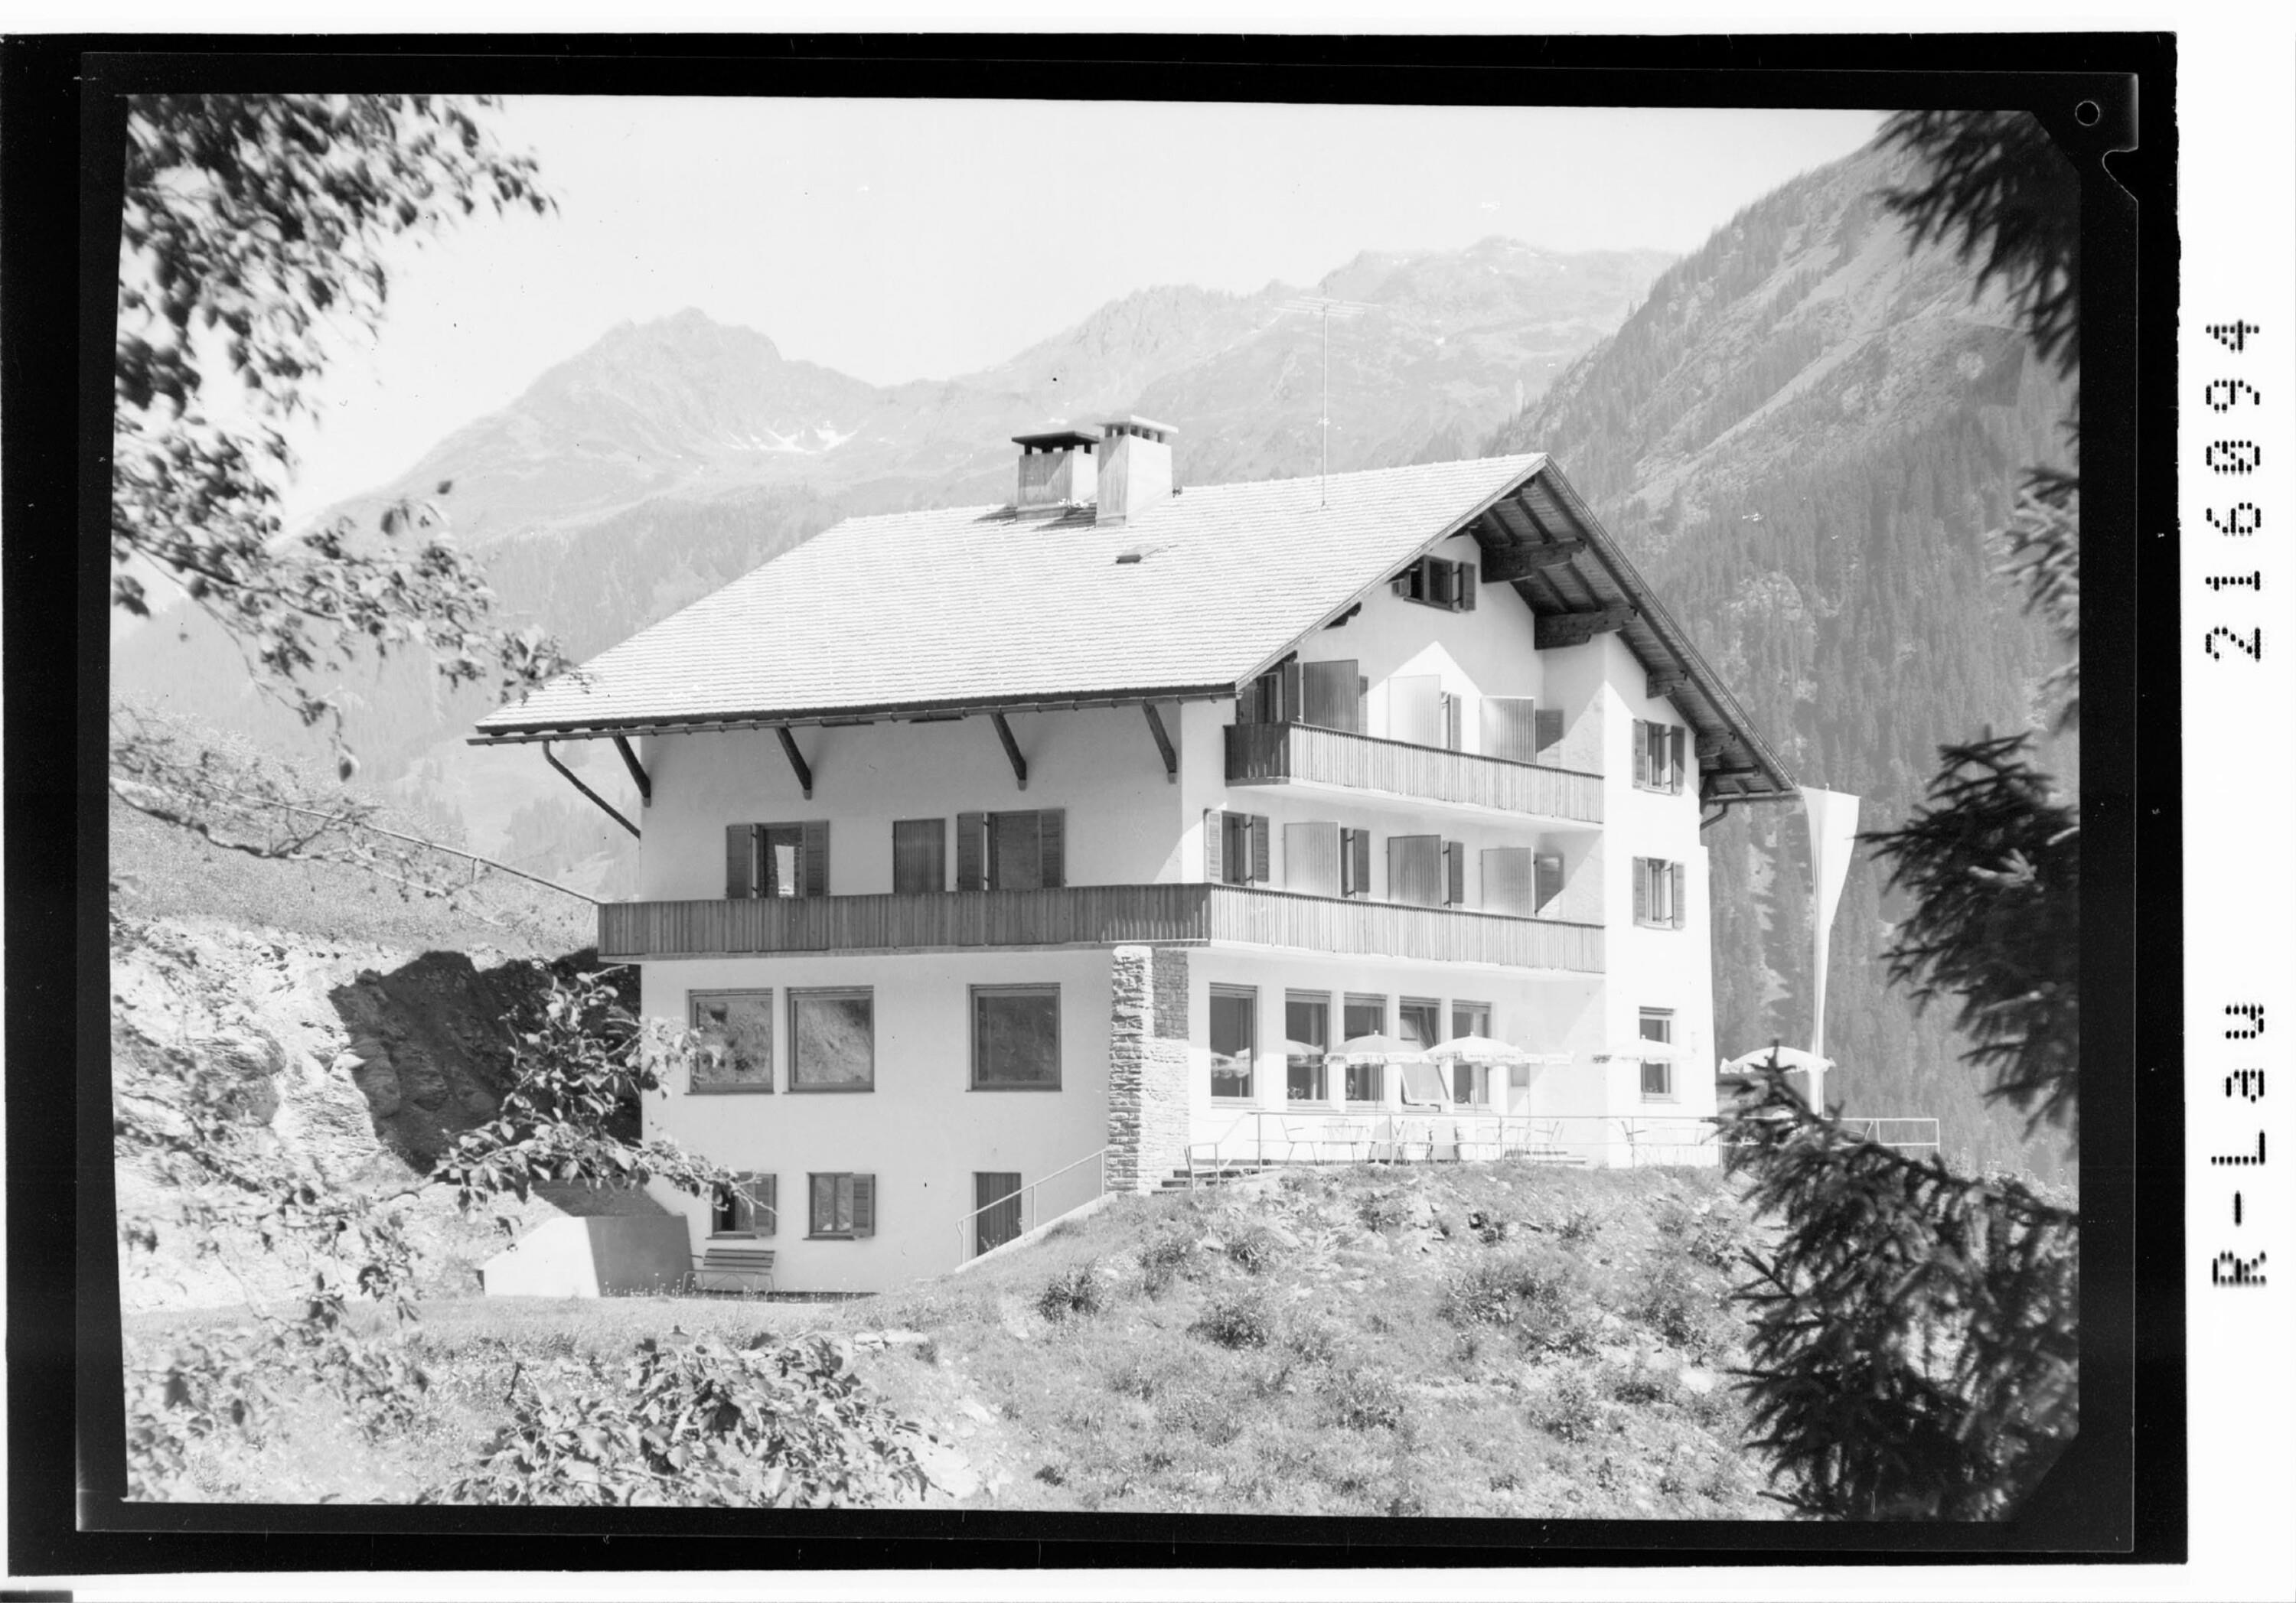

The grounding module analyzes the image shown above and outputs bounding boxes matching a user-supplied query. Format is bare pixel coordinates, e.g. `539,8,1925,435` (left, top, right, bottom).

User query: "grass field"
129,1158,1783,1517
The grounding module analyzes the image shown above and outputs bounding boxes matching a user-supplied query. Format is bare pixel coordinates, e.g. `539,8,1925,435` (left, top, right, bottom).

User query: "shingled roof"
471,452,1795,807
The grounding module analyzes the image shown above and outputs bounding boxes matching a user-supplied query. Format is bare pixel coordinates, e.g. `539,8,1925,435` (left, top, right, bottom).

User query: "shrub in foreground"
1440,1248,1599,1356
1035,1264,1104,1323
1192,1293,1273,1350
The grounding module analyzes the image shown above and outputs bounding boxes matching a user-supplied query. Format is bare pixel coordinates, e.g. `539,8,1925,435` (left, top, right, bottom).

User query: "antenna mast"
1278,295,1373,507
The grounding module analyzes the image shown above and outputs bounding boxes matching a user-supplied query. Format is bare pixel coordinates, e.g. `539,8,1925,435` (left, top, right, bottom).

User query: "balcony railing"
1225,722,1603,823
598,884,1603,973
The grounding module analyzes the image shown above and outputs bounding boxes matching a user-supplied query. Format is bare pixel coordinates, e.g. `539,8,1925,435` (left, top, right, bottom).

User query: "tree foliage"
111,93,569,767
1720,1064,2078,1519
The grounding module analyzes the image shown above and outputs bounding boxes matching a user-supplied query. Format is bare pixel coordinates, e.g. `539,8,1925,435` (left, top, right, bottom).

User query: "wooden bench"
690,1246,775,1296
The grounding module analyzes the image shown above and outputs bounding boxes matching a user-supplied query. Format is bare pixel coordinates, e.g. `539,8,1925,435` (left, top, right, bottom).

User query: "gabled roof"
471,452,1795,806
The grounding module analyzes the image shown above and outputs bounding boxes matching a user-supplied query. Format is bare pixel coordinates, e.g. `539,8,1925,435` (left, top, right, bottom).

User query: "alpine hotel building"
472,420,1796,1293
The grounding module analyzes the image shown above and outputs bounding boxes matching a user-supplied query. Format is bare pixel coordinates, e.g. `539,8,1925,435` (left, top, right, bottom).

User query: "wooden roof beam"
611,734,652,806
1534,604,1637,650
1141,701,1179,784
1482,539,1589,583
1645,670,1689,702
775,725,814,801
543,740,639,839
991,712,1029,791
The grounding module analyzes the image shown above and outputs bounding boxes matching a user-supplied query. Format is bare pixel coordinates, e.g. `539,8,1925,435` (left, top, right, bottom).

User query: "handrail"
954,1145,1110,1258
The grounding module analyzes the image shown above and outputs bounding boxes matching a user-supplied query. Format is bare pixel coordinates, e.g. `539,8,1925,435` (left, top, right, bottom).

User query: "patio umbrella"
1721,1044,1832,1077
1282,1039,1327,1059
1330,1032,1430,1064
1425,1034,1530,1064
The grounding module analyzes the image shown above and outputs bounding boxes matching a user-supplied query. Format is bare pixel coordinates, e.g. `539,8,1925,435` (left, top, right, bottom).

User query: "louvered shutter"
850,1174,876,1237
1342,827,1372,898
1204,809,1225,882
1390,676,1444,747
1482,696,1536,763
1669,726,1687,793
1480,847,1531,914
1039,808,1066,888
1302,660,1361,731
1430,559,1456,607
1389,836,1443,907
726,823,755,899
1444,841,1466,906
1443,694,1463,751
1249,815,1270,884
993,810,1042,891
1280,659,1303,723
761,1173,778,1236
1456,564,1477,611
1285,823,1341,896
1633,857,1649,923
1671,862,1687,929
1633,721,1650,787
956,812,987,891
1534,852,1564,914
801,820,830,898
1532,708,1564,762
892,818,944,894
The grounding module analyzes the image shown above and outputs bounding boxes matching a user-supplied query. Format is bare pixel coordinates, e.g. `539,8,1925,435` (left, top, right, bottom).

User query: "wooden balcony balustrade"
598,884,1603,973
1224,722,1603,823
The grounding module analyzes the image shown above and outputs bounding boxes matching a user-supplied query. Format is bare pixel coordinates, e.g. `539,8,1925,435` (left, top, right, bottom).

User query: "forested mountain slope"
1489,139,2079,1179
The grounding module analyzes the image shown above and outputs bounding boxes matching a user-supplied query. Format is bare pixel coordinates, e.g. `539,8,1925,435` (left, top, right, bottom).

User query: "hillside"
1489,139,2079,1179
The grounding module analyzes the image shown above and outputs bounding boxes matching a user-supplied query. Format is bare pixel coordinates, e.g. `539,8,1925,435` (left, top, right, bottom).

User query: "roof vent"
1012,427,1101,510
1095,415,1176,528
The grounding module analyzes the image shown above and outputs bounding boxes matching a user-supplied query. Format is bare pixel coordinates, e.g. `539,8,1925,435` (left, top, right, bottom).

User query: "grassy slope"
131,1160,1784,1517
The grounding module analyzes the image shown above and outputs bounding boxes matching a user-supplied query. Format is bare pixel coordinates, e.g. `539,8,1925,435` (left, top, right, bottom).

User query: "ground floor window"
789,988,874,1092
807,1172,876,1239
711,1172,777,1236
974,1171,1022,1257
689,990,774,1092
1450,1000,1494,1103
1639,1008,1675,1100
1285,990,1330,1102
1210,984,1257,1099
972,985,1062,1089
1342,993,1386,1103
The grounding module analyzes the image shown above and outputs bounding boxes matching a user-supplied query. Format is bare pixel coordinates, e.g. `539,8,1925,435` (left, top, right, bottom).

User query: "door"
974,1171,1023,1257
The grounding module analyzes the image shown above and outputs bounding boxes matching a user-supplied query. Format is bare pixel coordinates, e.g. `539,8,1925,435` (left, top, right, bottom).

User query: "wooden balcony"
598,885,1603,973
1225,722,1603,823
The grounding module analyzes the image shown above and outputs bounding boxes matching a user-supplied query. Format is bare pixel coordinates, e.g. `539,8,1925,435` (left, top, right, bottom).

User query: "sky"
276,98,1885,521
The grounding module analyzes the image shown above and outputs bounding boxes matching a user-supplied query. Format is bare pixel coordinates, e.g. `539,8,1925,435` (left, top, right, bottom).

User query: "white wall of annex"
636,707,1186,900
637,948,1114,1294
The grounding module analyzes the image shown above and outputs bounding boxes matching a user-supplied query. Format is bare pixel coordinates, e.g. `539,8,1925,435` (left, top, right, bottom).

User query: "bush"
1536,1370,1602,1442
1654,1200,1740,1271
1284,1318,1341,1369
1355,1188,1414,1233
1608,1369,1670,1406
1136,1230,1193,1298
1324,1364,1404,1432
1628,1257,1733,1359
1034,1265,1103,1324
1440,1248,1599,1357
1226,1224,1287,1276
1554,1203,1600,1243
1192,1293,1273,1350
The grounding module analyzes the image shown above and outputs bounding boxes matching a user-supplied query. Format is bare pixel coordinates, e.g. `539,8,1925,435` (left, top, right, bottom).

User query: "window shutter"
1445,840,1466,906
1358,675,1369,728
1039,808,1066,888
850,1174,876,1237
1285,823,1341,896
1430,559,1456,607
1456,563,1477,611
1534,852,1564,914
892,818,945,894
1280,659,1302,723
1633,721,1650,787
1671,862,1687,928
1443,693,1463,751
1632,857,1649,923
1204,809,1225,882
1388,835,1443,907
726,823,755,899
1532,707,1564,762
1249,814,1270,885
1300,660,1361,731
1482,696,1536,763
1342,827,1371,898
801,820,830,898
1481,848,1533,914
956,812,987,891
1669,726,1687,793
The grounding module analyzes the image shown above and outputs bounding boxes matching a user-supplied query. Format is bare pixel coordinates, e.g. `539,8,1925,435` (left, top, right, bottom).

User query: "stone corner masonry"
1104,943,1191,1193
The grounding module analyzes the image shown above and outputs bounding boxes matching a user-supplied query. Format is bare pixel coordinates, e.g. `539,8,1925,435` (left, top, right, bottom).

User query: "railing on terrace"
951,1147,1108,1268
598,885,1603,972
1225,722,1603,823
1184,1107,1944,1183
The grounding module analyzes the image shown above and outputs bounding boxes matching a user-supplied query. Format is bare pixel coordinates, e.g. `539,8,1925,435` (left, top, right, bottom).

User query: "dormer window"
1391,556,1478,612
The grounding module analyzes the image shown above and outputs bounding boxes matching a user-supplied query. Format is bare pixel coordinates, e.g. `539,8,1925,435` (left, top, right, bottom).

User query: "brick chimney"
1012,427,1101,510
1094,415,1176,528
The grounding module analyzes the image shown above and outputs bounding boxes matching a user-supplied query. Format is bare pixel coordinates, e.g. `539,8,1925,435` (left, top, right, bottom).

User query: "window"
1300,659,1365,733
1388,835,1463,907
1451,1002,1494,1105
726,821,829,898
1634,720,1688,795
892,818,946,894
1397,997,1442,1054
788,989,874,1092
1340,826,1374,899
956,810,1066,891
1237,660,1297,725
1205,810,1271,885
1285,991,1330,1103
807,1172,876,1239
690,991,774,1093
1481,847,1533,915
1639,1008,1675,1100
1633,856,1688,929
974,1172,1023,1257
971,985,1062,1090
711,1172,776,1236
1342,994,1386,1103
1482,699,1567,766
1210,985,1257,1100
1285,822,1342,897
1391,555,1478,611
